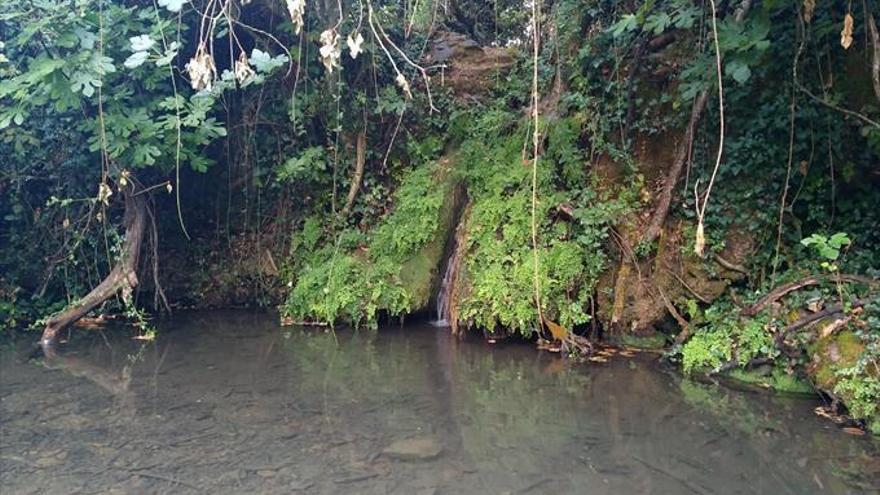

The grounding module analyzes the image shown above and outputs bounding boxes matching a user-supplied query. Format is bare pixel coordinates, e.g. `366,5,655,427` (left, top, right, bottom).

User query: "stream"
1,310,878,494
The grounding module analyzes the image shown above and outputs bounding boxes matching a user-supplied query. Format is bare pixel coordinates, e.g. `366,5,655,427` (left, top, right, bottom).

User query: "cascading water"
433,235,461,327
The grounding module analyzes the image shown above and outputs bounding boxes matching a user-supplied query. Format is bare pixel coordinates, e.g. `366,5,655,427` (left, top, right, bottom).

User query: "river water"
1,311,878,494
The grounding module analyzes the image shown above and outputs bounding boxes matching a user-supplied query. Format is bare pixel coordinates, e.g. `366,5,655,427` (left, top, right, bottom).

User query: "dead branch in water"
41,189,148,345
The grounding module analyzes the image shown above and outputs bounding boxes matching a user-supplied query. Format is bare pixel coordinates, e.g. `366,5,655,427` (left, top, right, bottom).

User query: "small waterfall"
433,235,461,327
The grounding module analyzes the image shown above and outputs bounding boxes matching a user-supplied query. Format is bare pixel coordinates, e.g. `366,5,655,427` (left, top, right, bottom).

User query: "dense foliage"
1,0,879,431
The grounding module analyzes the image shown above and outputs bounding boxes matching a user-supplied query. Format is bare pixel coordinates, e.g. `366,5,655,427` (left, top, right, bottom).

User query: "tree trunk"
868,8,880,104
40,190,147,345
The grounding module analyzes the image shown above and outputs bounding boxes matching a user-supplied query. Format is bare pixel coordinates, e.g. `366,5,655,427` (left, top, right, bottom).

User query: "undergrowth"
454,110,638,336
281,159,452,328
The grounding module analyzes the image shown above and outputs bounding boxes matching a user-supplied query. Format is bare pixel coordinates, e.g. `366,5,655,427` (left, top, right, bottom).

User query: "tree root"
341,131,366,216
40,191,147,345
740,274,876,317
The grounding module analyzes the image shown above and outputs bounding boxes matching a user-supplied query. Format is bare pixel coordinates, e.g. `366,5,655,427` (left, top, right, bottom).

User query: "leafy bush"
681,305,774,374
454,113,634,336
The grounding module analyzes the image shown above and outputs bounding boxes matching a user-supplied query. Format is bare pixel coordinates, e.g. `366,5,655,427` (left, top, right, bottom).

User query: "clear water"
1,311,878,494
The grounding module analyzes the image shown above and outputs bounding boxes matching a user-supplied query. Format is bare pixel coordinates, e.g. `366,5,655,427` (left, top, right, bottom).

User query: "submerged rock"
382,437,443,461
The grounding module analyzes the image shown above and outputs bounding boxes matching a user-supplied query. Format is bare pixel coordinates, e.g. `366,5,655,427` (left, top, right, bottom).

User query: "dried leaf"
234,51,255,85
347,32,364,59
186,43,216,91
97,182,113,206
319,28,341,73
395,73,412,98
842,426,866,436
286,0,305,35
545,320,568,341
841,13,854,50
694,221,706,257
803,0,815,23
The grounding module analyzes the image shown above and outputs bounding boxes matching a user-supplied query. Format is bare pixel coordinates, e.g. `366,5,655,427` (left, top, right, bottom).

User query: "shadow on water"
1,310,878,494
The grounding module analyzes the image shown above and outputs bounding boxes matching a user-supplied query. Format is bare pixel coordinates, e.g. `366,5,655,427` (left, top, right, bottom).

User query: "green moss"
809,330,865,390
726,368,813,395
615,332,668,350
282,157,461,327
453,113,632,336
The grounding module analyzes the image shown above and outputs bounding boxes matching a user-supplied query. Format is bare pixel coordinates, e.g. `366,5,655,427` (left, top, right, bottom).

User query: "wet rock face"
381,437,443,461
598,221,754,337
425,31,515,99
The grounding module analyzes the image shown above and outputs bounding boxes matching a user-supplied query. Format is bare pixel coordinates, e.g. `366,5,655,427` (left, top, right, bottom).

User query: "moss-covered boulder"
281,156,463,327
808,329,879,434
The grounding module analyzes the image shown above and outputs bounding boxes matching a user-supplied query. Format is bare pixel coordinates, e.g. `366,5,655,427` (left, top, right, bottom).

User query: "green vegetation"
282,159,456,327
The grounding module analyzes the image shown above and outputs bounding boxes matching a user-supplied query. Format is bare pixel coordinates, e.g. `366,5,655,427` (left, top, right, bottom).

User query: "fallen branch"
774,299,865,348
741,274,877,317
664,268,710,304
41,189,147,345
711,357,774,375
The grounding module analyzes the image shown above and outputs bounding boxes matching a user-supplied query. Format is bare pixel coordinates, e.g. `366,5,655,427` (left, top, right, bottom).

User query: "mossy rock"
726,368,814,395
397,158,465,312
808,330,864,391
614,331,668,350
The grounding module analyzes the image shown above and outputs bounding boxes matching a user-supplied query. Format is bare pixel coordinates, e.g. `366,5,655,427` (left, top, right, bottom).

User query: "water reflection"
0,311,877,494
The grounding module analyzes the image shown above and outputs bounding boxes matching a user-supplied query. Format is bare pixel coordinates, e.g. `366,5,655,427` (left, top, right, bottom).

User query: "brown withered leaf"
841,13,854,49
546,320,569,341
803,0,815,23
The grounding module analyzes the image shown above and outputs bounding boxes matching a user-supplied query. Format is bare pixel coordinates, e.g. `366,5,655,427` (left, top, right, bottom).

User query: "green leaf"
610,14,638,38
129,35,155,52
158,0,187,13
828,232,851,249
75,28,97,50
124,51,149,69
156,41,179,66
727,60,752,84
249,48,288,73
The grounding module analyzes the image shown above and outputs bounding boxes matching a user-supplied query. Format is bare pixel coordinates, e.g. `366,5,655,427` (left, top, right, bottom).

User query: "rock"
382,437,443,461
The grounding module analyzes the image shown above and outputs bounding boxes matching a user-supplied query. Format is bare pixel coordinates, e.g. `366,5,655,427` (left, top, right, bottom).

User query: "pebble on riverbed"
381,437,443,461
